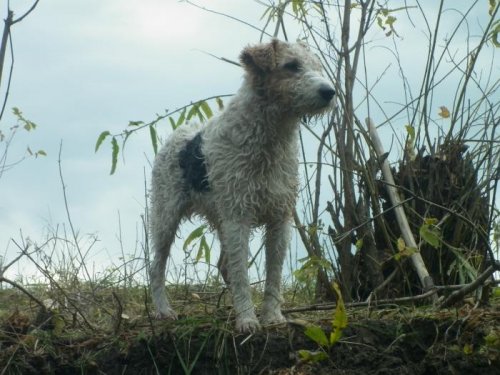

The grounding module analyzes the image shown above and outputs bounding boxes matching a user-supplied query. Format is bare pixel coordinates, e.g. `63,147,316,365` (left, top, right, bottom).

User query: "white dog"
150,40,334,332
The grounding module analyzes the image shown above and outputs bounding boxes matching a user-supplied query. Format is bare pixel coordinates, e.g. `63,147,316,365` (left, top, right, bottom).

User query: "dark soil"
1,305,499,374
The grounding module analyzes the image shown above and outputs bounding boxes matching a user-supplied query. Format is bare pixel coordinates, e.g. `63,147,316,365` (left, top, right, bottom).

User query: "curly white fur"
150,40,335,332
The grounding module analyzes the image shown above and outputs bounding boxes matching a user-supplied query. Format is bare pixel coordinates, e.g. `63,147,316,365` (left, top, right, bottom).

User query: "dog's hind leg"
260,220,290,325
150,196,187,319
219,220,260,332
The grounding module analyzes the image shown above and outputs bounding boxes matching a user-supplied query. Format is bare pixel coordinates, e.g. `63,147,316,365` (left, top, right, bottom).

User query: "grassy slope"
0,285,499,374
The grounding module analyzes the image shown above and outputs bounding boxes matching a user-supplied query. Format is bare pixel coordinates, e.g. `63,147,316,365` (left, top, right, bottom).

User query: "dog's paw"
260,309,287,325
154,307,178,320
235,316,261,333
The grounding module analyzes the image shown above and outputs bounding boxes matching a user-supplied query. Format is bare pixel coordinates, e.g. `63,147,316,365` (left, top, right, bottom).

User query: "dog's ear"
240,39,282,75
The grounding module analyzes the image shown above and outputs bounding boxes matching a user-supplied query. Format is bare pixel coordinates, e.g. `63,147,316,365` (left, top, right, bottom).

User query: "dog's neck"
228,84,301,138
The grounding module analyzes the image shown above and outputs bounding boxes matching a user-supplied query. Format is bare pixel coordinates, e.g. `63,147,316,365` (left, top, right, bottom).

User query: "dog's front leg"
260,220,289,325
220,220,260,332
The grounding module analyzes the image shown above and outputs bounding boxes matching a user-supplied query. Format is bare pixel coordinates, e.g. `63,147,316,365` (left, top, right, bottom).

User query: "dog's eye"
283,60,301,72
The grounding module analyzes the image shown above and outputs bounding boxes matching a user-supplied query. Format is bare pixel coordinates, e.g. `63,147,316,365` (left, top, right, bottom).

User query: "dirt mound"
1,306,498,374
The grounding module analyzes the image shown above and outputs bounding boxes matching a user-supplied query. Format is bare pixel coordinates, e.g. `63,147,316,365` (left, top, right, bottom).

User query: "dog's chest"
221,148,299,218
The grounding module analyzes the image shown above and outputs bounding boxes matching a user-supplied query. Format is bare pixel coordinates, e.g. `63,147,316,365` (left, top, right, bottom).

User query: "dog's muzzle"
318,84,335,103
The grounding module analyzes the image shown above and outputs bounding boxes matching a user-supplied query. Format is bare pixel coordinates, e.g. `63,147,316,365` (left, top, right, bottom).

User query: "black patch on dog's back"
179,133,210,192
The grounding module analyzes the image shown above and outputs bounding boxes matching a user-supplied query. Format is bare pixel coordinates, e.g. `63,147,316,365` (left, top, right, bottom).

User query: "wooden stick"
283,288,439,314
439,262,500,308
366,118,435,295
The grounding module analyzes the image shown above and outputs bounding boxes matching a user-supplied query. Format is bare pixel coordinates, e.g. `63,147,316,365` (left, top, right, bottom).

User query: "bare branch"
11,0,41,25
439,261,500,308
0,275,47,311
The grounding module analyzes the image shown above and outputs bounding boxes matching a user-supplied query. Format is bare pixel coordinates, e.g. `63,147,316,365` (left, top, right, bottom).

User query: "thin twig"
11,239,97,331
0,27,14,121
11,0,40,25
0,275,46,311
110,95,233,140
439,262,500,308
185,0,270,37
192,49,241,67
283,288,439,314
58,141,94,286
312,117,335,224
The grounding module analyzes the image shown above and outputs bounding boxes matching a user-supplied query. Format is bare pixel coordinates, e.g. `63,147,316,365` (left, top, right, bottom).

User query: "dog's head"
240,39,335,116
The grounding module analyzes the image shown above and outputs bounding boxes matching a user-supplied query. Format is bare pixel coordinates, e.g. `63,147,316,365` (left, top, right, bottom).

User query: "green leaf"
128,120,144,127
463,343,473,355
405,124,415,141
176,108,186,128
329,282,347,345
489,0,496,16
183,225,207,251
110,136,119,175
95,131,111,152
304,325,329,347
23,121,36,131
395,246,418,261
420,223,441,249
149,125,158,155
297,349,328,363
438,106,450,118
330,328,343,345
169,117,176,130
385,15,397,27
293,256,332,283
332,282,348,330
195,238,204,262
202,236,210,264
492,287,500,298
199,101,213,119
36,150,47,157
377,16,384,29
291,0,306,15
490,20,500,47
397,237,406,252
355,238,363,252
307,224,318,237
187,103,200,121
11,107,38,132
395,237,419,260
195,235,210,263
216,97,224,110
122,129,132,151
423,217,438,226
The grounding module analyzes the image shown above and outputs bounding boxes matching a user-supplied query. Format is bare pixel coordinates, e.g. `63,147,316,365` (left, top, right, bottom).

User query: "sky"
0,0,267,281
0,1,497,282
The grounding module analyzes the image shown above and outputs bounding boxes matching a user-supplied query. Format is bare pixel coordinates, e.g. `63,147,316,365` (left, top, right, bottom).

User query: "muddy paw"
260,310,287,325
236,316,261,333
155,308,178,320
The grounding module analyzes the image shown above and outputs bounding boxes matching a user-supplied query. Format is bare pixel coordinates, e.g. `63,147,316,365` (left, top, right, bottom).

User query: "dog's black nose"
319,85,335,102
